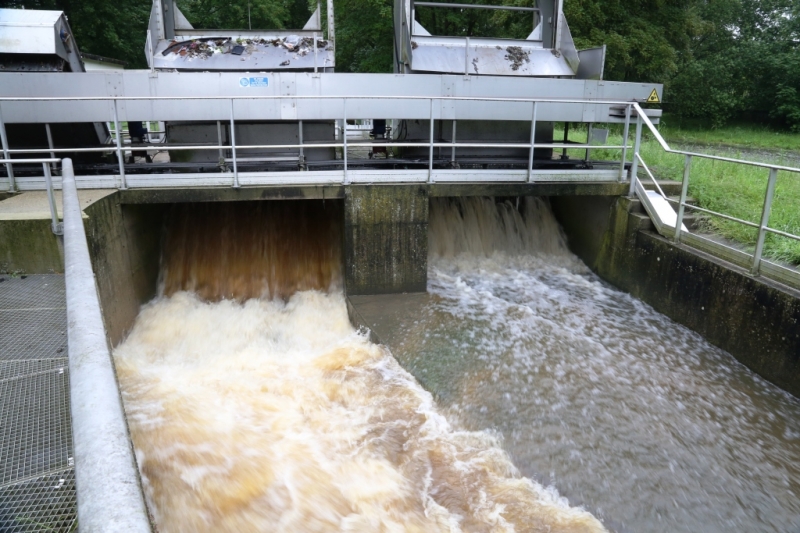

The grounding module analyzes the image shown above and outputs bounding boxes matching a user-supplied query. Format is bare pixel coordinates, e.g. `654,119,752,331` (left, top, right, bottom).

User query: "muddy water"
385,197,800,532
114,200,605,533
161,201,343,301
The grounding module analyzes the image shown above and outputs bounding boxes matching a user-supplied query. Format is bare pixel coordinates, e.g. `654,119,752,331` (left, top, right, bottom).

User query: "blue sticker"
239,77,268,88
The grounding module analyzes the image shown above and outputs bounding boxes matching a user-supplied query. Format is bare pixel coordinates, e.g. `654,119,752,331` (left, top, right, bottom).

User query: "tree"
1,0,151,69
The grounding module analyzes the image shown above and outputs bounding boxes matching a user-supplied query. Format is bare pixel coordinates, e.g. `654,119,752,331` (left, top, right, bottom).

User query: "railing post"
751,167,779,275
342,98,348,184
216,120,224,166
451,120,457,164
628,113,643,197
527,101,538,183
112,100,127,190
584,123,593,162
43,162,62,235
0,103,16,192
619,104,631,181
45,123,57,171
674,154,692,242
298,120,305,169
229,99,240,188
429,98,435,183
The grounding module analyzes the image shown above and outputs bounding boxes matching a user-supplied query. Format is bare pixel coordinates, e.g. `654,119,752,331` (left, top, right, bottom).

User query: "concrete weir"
2,173,800,530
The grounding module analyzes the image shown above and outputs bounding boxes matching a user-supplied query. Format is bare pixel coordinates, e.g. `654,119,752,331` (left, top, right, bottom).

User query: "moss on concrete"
0,219,63,274
345,185,429,295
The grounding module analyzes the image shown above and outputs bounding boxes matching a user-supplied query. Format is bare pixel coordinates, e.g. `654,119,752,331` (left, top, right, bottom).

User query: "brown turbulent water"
114,199,604,533
161,200,343,301
115,197,800,533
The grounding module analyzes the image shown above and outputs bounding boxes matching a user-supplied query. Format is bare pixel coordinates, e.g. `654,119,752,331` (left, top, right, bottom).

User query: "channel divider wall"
62,158,152,533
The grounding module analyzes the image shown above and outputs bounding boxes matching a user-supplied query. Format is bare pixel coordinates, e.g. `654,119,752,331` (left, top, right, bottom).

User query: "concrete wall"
0,219,63,274
345,185,429,295
552,195,800,398
83,194,166,346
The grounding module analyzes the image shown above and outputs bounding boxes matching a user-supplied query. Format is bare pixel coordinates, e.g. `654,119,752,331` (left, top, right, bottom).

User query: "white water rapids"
112,197,800,532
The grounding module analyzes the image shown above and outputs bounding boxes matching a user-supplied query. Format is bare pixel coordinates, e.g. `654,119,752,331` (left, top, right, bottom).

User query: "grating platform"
0,275,76,532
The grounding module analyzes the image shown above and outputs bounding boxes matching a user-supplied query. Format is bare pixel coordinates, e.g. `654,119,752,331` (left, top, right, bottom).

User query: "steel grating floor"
0,275,76,532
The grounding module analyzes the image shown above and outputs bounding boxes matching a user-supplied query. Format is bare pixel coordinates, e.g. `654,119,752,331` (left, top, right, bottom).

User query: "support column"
345,185,428,294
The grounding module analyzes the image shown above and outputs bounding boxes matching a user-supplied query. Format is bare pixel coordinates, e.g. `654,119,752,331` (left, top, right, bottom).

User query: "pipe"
62,158,151,533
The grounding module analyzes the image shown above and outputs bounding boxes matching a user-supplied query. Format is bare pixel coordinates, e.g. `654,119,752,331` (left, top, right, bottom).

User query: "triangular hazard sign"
647,89,660,103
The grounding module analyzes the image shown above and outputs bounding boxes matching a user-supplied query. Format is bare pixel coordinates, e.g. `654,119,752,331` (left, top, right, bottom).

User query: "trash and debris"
504,46,530,71
160,35,331,63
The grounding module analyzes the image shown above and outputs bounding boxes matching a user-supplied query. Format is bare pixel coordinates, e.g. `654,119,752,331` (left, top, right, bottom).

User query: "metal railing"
0,157,62,235
0,94,637,191
629,102,800,286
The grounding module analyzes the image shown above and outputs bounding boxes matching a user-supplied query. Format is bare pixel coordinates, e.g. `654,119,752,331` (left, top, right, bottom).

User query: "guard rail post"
527,101,538,183
0,104,15,192
43,162,62,235
343,98,349,184
628,113,642,196
428,98,435,183
112,100,127,190
674,154,692,243
229,99,240,188
751,167,779,275
619,104,631,181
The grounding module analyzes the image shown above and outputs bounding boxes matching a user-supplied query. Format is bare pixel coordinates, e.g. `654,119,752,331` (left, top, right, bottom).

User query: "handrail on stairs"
628,102,800,288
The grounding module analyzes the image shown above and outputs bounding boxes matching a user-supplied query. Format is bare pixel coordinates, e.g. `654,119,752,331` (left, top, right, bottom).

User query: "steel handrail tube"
62,158,151,533
632,103,800,174
674,154,692,243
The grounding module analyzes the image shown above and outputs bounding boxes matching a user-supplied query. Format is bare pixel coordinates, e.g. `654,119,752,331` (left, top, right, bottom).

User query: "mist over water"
114,200,606,533
388,197,800,532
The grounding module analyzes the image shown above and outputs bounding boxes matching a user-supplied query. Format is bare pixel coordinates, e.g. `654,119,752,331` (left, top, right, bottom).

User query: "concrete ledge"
430,181,628,197
118,185,345,204
62,159,152,533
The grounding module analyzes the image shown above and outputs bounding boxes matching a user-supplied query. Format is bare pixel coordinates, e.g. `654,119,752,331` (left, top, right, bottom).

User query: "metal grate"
0,309,67,361
0,360,68,382
0,276,66,310
0,470,77,533
0,274,75,531
0,369,72,485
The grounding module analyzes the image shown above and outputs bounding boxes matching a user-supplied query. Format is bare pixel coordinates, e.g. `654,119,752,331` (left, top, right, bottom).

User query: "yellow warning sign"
647,88,660,103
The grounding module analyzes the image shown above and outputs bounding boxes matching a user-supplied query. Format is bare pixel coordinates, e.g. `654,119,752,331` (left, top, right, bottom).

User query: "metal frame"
0,93,642,191
629,103,800,288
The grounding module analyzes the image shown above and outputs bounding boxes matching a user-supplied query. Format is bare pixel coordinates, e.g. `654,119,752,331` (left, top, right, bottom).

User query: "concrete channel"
0,161,799,530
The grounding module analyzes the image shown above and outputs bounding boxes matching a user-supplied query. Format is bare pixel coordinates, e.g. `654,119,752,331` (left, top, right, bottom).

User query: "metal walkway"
0,274,76,532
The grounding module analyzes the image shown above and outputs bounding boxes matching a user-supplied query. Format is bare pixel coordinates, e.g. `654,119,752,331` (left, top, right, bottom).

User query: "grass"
657,115,800,152
555,123,800,265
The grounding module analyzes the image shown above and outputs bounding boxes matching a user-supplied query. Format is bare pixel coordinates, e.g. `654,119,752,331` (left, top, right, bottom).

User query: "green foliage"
1,0,151,68
333,0,394,72
175,0,313,31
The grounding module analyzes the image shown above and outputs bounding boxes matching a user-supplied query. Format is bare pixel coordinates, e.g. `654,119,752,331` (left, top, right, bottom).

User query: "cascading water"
113,200,606,532
383,197,800,532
